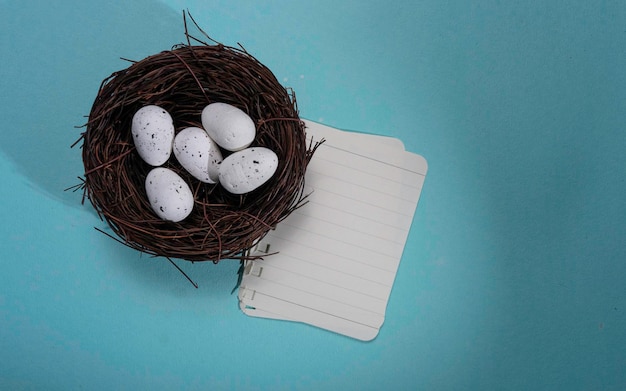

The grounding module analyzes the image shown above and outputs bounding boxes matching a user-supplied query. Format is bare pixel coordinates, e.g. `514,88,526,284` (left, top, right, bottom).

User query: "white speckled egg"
201,103,255,151
145,167,194,222
132,105,175,166
173,127,223,183
219,147,278,194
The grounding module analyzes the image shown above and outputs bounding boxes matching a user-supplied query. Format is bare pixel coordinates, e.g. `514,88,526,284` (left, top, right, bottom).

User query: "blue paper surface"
1,0,625,389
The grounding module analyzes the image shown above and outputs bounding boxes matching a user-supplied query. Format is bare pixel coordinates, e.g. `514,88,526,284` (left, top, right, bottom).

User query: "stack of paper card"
237,120,428,341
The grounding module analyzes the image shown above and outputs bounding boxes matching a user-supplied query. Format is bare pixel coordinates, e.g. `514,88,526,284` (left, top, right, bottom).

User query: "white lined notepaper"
238,120,428,341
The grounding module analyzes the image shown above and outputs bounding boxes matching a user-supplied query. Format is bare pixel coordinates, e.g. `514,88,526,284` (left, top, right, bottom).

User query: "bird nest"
77,15,320,262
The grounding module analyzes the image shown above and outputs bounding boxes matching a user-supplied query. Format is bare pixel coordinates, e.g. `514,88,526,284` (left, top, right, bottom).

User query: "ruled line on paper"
291,206,409,245
301,191,416,230
244,263,389,314
310,146,426,181
240,291,380,341
277,218,406,263
306,175,419,220
240,279,385,328
307,157,424,202
246,258,393,299
251,234,398,286
278,202,409,252
308,135,427,178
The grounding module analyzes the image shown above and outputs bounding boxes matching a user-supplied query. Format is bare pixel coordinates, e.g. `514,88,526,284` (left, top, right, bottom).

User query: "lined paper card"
238,120,428,341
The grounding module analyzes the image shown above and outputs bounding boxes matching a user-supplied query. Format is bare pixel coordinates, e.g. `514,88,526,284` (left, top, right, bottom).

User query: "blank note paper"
237,120,428,341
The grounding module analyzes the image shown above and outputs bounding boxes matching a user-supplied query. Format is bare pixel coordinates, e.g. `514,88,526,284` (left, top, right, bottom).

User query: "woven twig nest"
79,19,319,262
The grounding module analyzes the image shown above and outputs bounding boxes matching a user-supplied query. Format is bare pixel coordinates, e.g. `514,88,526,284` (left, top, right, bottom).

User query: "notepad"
237,120,428,341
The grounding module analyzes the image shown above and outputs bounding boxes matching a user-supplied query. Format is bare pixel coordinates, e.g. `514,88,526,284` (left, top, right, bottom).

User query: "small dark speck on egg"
253,160,259,164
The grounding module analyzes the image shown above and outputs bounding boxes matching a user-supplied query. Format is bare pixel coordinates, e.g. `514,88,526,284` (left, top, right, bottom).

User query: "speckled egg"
131,105,175,166
218,147,278,194
173,127,223,183
145,167,194,222
201,102,256,152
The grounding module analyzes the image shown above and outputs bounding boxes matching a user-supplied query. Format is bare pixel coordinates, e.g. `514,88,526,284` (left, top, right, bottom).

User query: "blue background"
1,0,625,389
